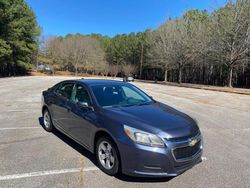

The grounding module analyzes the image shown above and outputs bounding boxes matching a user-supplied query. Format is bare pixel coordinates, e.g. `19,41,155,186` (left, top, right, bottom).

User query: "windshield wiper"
134,101,153,106
104,102,153,108
105,104,134,108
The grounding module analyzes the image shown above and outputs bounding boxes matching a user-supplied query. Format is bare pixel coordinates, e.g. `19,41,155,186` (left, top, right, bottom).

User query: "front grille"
173,140,201,161
166,130,200,142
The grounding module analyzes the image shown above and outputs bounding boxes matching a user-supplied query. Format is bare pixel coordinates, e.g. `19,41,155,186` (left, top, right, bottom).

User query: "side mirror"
149,96,156,103
78,102,89,107
77,102,94,111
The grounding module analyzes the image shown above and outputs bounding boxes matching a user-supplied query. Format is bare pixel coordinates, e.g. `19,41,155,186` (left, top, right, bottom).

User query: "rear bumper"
117,134,203,177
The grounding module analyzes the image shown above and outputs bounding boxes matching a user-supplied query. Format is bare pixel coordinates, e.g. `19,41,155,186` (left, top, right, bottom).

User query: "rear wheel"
43,108,54,132
96,137,120,176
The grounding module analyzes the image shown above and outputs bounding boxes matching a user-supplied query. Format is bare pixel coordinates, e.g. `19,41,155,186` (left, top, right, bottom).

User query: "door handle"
83,115,91,121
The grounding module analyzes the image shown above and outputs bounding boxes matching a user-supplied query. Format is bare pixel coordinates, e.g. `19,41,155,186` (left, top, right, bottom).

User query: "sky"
26,0,226,37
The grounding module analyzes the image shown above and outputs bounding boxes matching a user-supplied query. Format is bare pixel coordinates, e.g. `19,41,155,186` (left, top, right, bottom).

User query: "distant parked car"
37,64,45,71
123,74,134,82
37,64,53,74
41,79,203,177
44,66,53,72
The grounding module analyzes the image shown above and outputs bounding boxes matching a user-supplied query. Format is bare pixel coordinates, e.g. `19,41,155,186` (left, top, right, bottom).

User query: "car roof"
75,79,126,86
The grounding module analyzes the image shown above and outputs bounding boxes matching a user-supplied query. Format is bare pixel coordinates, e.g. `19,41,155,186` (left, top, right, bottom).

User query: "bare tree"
123,64,137,76
147,29,171,82
148,17,206,83
84,37,107,74
108,64,120,77
61,35,88,76
208,0,250,87
45,36,64,73
47,35,106,76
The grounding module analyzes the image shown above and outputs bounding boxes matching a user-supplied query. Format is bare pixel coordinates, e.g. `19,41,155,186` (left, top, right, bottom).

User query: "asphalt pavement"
0,76,249,188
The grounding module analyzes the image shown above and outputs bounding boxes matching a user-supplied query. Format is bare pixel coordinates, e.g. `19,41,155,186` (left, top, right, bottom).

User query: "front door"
68,84,95,148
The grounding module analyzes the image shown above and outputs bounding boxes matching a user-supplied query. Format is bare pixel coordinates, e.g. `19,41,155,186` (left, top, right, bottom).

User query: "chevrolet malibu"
41,79,203,177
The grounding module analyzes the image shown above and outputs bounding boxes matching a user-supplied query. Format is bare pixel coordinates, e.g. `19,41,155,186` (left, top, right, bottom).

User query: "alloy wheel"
98,141,115,170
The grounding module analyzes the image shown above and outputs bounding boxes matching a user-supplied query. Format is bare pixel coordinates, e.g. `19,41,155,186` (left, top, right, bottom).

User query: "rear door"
51,82,75,131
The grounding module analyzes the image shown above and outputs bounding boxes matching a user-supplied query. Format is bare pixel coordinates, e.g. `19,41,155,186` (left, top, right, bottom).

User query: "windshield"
91,84,153,107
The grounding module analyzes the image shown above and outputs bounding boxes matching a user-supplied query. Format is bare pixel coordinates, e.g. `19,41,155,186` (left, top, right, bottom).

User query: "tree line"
148,0,250,88
1,0,250,88
39,32,148,77
38,0,250,88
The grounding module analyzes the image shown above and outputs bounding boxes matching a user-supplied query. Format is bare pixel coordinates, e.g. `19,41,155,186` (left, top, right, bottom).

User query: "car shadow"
38,117,174,183
38,117,98,166
115,174,174,183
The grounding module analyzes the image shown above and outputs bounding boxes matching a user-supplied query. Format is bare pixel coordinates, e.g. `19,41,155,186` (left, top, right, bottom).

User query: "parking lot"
0,76,250,188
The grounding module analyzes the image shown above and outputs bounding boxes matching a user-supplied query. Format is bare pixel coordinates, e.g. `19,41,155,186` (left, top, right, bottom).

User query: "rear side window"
56,83,74,100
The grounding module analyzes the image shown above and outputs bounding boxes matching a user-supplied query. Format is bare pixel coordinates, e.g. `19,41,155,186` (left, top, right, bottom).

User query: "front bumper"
118,133,203,177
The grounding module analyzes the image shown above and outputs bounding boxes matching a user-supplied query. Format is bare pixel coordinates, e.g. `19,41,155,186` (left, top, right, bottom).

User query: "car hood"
103,102,199,138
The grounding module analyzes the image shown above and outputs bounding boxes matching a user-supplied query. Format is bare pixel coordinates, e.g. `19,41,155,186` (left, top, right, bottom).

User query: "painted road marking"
0,127,40,131
0,167,99,181
202,157,208,161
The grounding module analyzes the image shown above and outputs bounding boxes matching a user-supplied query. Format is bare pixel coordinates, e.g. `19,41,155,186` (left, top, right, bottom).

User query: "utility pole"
139,43,144,79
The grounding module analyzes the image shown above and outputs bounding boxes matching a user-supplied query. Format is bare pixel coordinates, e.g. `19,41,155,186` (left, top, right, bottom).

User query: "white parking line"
201,156,208,161
0,127,40,131
0,167,99,181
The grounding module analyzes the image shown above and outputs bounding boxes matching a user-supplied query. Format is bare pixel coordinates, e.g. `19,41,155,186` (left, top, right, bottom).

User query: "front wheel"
96,137,120,176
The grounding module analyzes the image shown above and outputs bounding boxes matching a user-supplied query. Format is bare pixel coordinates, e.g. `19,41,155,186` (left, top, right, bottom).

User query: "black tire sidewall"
96,137,120,176
43,109,53,132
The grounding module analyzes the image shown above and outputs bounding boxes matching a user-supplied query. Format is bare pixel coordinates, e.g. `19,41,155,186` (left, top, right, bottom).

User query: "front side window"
56,83,74,100
91,84,153,107
71,84,91,105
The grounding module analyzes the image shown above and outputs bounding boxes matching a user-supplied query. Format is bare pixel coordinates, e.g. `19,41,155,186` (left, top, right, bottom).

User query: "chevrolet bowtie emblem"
189,139,198,147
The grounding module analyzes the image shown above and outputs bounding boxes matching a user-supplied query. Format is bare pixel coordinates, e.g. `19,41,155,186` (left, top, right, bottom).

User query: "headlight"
123,125,165,147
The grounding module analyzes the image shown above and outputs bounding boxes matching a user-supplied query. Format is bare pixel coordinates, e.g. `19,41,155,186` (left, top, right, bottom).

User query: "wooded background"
0,0,250,88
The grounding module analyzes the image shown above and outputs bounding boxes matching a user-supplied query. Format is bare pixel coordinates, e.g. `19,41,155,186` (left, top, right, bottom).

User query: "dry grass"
138,80,250,95
29,70,92,77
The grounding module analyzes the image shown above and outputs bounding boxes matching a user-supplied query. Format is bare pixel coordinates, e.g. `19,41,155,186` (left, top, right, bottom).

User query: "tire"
42,108,54,132
96,136,120,176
